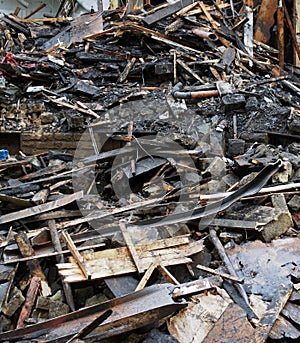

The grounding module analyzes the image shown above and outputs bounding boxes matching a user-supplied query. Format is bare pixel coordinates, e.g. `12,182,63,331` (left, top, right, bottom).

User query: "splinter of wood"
209,228,249,305
62,230,92,280
196,264,244,284
119,221,143,274
15,232,46,280
48,220,75,311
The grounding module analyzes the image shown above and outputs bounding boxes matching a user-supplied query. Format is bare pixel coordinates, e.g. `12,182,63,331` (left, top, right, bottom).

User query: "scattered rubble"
0,1,300,342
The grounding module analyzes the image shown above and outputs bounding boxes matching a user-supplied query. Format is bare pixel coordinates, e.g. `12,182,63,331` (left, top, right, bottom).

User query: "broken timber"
57,235,203,283
0,191,84,225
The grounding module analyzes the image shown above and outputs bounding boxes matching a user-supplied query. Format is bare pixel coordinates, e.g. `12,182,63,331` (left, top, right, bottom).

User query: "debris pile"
0,1,300,342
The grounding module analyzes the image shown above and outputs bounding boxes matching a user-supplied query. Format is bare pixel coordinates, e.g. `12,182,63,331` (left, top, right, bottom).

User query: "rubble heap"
0,1,300,342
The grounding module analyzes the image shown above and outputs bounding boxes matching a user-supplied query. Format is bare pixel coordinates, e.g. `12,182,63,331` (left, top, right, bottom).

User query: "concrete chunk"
261,193,293,242
2,287,25,317
288,195,300,212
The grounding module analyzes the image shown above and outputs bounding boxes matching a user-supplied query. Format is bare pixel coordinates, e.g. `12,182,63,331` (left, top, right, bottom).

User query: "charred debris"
0,1,300,342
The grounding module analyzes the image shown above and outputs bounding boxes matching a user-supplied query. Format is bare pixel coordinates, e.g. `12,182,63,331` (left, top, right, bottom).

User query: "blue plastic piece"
0,149,9,161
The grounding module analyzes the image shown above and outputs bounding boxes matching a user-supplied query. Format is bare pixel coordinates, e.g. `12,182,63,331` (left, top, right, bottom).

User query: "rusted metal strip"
0,279,213,342
65,309,113,343
136,160,283,228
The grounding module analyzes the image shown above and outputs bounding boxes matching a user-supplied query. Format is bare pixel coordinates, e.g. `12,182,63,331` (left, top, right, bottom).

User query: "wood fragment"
157,265,180,285
244,0,254,58
177,59,205,84
119,221,143,274
65,309,113,343
16,276,41,328
57,236,203,283
0,191,83,225
196,264,244,283
277,1,285,68
23,3,47,20
48,220,75,311
118,57,136,82
283,0,300,61
62,230,92,280
44,95,100,118
135,262,157,291
254,285,293,342
142,0,194,26
202,303,255,342
15,232,46,280
209,228,249,305
254,0,278,43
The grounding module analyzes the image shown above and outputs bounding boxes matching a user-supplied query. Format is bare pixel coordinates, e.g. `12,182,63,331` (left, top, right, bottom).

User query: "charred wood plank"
142,0,194,26
48,220,75,311
0,191,84,226
15,232,46,280
209,228,250,306
254,0,278,44
18,163,66,182
2,14,31,36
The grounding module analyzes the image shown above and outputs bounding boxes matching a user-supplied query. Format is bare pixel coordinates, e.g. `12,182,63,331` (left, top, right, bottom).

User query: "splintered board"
57,236,203,283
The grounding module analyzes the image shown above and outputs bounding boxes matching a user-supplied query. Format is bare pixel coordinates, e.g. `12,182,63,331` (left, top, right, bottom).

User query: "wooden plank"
17,164,66,181
0,191,83,225
48,220,75,311
157,265,180,285
119,221,143,274
62,231,92,280
118,57,136,83
0,158,32,170
45,95,100,118
278,1,285,68
57,239,203,283
177,59,205,84
57,195,165,229
254,0,278,43
23,3,46,19
244,0,254,58
254,285,293,342
135,262,157,291
16,277,41,328
283,0,300,61
70,12,103,44
296,0,300,66
142,0,194,26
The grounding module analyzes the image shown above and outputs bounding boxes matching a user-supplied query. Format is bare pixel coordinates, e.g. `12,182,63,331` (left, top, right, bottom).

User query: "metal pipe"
192,27,218,41
172,82,219,99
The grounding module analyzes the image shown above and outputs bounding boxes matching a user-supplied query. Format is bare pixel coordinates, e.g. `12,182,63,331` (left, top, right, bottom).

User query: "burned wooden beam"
0,191,84,226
